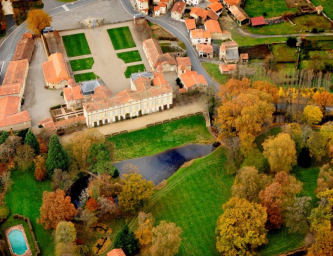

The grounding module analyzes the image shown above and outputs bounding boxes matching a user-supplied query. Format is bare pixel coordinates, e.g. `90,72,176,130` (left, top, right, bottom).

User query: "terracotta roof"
207,9,219,20
0,83,22,96
190,29,211,39
0,96,30,128
2,59,29,86
250,16,266,26
190,7,208,20
204,20,222,33
180,70,207,89
153,73,168,86
185,19,196,31
176,57,191,70
207,2,223,12
240,53,249,60
208,0,219,2
42,53,70,84
229,6,249,22
171,1,186,14
159,2,167,7
21,33,33,39
196,44,213,54
134,77,151,91
12,38,35,62
92,84,113,101
39,118,56,131
224,0,240,6
55,115,85,129
154,6,160,11
219,63,237,72
107,249,126,256
220,40,238,49
63,85,83,102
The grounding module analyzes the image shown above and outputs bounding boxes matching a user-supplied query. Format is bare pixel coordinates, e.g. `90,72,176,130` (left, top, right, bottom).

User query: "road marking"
62,4,70,11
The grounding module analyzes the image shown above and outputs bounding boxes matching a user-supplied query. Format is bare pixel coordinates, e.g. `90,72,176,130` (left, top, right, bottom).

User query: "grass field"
247,14,333,35
271,44,298,63
131,147,233,256
312,0,333,19
107,26,136,50
116,50,142,63
69,57,94,71
244,0,294,18
109,115,215,161
74,72,99,82
62,33,91,57
202,62,229,85
124,64,146,78
5,171,54,255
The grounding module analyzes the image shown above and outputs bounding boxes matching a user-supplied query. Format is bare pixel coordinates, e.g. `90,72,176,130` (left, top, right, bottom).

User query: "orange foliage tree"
34,155,47,181
314,91,333,111
85,198,99,212
39,189,77,229
26,10,51,36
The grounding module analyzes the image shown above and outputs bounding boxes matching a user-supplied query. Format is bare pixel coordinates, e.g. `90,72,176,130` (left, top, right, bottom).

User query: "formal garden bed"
116,50,142,63
74,72,99,83
107,26,136,50
69,57,94,71
62,33,91,57
124,64,146,78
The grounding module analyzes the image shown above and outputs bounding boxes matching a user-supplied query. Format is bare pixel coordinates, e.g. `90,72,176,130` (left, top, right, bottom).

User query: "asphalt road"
0,0,98,83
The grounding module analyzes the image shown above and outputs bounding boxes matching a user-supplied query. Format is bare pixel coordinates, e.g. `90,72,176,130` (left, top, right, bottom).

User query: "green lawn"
130,147,233,256
243,0,294,18
312,0,333,19
69,57,94,71
116,50,142,63
109,115,215,161
5,171,54,255
271,44,298,63
107,26,136,50
247,14,333,35
202,62,229,85
124,64,146,78
74,72,99,82
62,33,91,57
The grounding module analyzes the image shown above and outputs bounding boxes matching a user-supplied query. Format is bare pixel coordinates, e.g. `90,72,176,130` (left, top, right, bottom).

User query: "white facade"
185,0,201,6
136,0,149,13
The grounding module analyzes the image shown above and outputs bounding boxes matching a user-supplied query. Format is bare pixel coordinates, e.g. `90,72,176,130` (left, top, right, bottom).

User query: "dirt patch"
151,24,179,41
239,44,272,59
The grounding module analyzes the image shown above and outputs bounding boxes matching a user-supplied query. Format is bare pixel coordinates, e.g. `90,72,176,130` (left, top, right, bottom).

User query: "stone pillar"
102,119,105,125
108,118,111,123
91,122,94,127
167,104,170,109
113,116,115,122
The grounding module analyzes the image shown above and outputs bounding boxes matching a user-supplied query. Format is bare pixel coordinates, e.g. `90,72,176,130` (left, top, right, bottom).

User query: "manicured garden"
124,64,146,78
108,115,215,161
5,171,54,255
62,33,91,57
74,72,99,83
243,0,294,18
69,57,94,71
107,26,136,50
202,62,229,85
116,50,142,63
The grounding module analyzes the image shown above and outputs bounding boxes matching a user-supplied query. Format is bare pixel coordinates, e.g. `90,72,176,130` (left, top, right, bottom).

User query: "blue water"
8,229,28,255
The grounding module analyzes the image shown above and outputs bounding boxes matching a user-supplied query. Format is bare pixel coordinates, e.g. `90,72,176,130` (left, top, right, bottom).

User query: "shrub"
0,205,10,219
286,37,297,48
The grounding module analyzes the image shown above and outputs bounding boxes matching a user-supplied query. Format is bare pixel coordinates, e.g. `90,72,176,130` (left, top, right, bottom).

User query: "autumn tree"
39,189,77,229
314,91,333,111
303,105,323,125
262,133,297,172
232,166,271,203
285,196,311,234
14,144,35,171
307,225,333,256
85,198,99,212
307,131,327,162
80,209,97,229
150,221,182,256
55,242,77,256
93,161,119,177
97,196,116,220
46,135,69,176
259,182,283,229
241,149,268,172
317,164,333,194
118,173,154,214
135,212,155,248
34,155,47,181
218,78,251,101
283,123,311,155
55,221,76,244
24,129,40,154
51,169,72,190
114,224,140,256
215,197,268,255
27,9,51,36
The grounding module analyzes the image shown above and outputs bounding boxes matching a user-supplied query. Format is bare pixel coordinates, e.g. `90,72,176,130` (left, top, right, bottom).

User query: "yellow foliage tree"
135,212,155,247
307,225,333,256
262,133,297,173
303,105,323,125
27,10,51,36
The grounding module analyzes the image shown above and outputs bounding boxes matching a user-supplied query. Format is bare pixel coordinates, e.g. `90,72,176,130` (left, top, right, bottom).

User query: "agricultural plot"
271,44,298,63
116,50,142,63
124,64,146,78
62,33,91,57
239,44,271,59
69,57,94,71
243,0,294,18
107,26,136,50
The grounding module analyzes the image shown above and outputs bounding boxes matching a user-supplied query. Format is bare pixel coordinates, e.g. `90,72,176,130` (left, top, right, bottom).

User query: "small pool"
7,227,29,255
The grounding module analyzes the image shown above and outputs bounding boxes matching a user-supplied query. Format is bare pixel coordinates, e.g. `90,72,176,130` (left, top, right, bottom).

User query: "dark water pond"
67,143,214,207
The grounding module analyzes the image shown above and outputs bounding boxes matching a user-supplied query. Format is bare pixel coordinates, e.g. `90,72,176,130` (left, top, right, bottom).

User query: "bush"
0,205,11,219
286,37,297,47
312,28,318,33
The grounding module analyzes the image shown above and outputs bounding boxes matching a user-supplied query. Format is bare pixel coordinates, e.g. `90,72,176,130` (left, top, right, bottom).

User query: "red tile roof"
219,63,237,72
224,0,240,6
63,85,83,102
207,2,223,12
0,96,30,128
107,249,126,256
42,53,70,84
0,83,22,96
204,20,222,33
191,29,211,39
180,71,208,89
196,44,213,54
2,60,29,86
207,9,219,20
190,7,208,20
176,57,191,70
172,1,186,14
250,16,266,27
185,19,196,31
229,6,249,22
12,37,35,62
240,53,249,60
153,73,168,86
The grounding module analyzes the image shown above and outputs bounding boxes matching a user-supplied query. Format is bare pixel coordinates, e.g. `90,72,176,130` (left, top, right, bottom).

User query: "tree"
85,198,99,212
55,221,76,244
283,123,311,155
307,131,327,162
314,91,333,111
232,166,271,203
93,161,119,177
285,196,311,234
24,129,40,154
34,155,47,181
317,164,333,194
80,209,97,228
150,221,182,256
46,135,69,176
303,105,323,125
55,242,77,256
218,78,251,101
262,133,297,173
97,196,116,220
286,37,297,47
39,189,77,229
118,173,154,214
215,197,268,255
51,169,72,190
307,225,333,256
241,149,268,172
259,182,283,229
14,144,35,171
320,122,333,147
0,171,13,193
87,142,111,170
114,224,140,256
0,131,8,145
135,212,155,247
26,9,51,36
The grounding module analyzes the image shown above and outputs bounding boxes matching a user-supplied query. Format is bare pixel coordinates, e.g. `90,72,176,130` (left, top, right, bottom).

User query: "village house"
184,0,202,6
196,44,213,58
136,0,149,14
219,40,239,63
154,6,161,16
12,33,35,63
0,59,29,100
207,9,219,20
240,53,249,63
207,2,223,15
250,16,266,27
204,20,231,40
176,57,192,75
184,19,196,32
107,249,126,256
143,38,177,72
42,53,71,89
171,1,186,21
179,70,208,93
190,7,208,21
229,5,250,26
154,0,173,10
222,0,240,8
219,63,237,74
190,29,211,45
